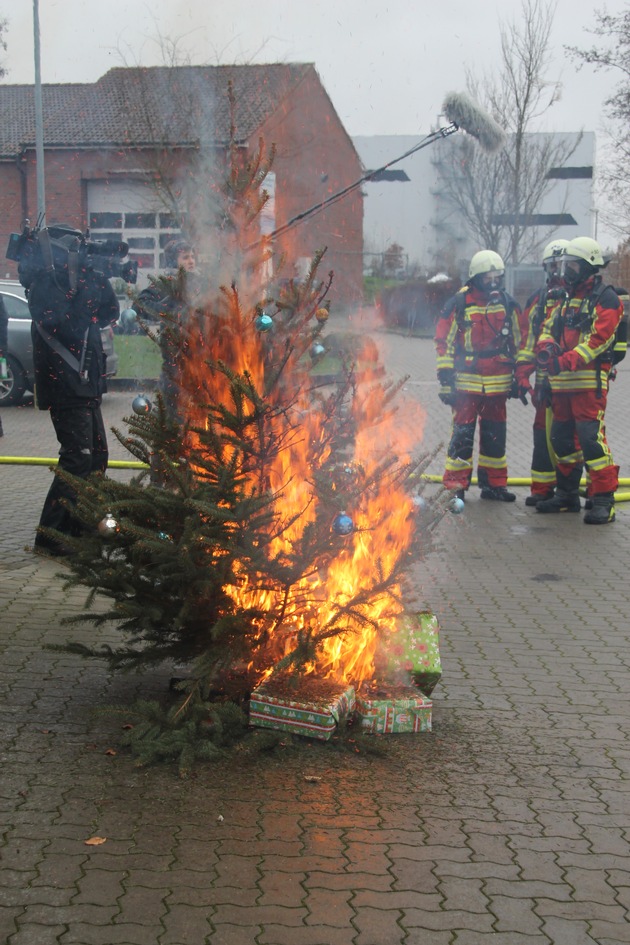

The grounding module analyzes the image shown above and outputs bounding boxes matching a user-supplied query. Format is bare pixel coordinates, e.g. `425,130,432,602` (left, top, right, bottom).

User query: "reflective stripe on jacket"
435,286,523,395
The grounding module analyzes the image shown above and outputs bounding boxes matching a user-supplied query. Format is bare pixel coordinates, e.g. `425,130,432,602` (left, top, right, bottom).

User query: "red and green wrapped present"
249,675,356,741
380,610,442,695
355,684,432,734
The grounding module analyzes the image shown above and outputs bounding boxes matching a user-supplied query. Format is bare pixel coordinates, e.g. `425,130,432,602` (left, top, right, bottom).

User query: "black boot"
480,486,516,502
536,489,581,513
525,491,554,507
583,493,615,525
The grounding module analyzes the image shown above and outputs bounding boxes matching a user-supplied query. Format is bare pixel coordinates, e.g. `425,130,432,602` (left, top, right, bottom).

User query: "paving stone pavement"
1,322,630,945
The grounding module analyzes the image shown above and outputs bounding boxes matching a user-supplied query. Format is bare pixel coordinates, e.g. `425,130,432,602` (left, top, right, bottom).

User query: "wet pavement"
1,326,630,945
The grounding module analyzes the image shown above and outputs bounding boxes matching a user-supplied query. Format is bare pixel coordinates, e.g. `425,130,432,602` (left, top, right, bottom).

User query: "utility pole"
33,0,46,225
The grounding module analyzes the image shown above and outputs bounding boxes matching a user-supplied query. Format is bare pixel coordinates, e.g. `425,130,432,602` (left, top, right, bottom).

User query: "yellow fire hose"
0,456,148,469
545,405,559,467
417,472,630,486
2,457,629,501
415,472,630,502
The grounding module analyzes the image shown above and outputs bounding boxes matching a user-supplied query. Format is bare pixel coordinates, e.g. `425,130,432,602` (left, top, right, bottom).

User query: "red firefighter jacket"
435,286,523,395
515,284,563,387
533,278,622,393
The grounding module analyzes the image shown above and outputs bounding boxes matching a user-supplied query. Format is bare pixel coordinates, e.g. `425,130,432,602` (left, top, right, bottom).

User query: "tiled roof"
0,63,314,157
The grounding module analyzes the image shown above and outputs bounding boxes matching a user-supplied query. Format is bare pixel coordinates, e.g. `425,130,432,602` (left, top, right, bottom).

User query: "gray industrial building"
354,130,595,299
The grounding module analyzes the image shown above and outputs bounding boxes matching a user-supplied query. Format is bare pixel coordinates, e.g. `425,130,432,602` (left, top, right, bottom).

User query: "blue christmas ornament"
332,511,354,536
413,495,427,511
449,496,465,514
132,394,152,415
255,312,273,332
119,307,137,331
310,342,325,359
157,531,171,541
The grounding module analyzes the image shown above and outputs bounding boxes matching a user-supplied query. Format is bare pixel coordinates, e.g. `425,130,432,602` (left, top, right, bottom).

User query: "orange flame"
176,240,425,688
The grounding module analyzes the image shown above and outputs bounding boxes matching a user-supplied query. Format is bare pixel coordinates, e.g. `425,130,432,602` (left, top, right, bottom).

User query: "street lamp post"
33,0,46,225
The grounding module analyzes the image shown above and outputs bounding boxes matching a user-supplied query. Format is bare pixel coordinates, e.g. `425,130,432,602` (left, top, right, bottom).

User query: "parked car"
0,280,119,406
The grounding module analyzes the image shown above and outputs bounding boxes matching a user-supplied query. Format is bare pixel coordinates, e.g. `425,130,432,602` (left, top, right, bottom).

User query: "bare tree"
0,18,8,79
566,8,630,240
435,0,580,265
113,37,214,228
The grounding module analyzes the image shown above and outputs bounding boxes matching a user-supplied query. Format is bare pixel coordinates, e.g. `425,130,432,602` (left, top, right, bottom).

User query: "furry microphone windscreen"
442,91,507,153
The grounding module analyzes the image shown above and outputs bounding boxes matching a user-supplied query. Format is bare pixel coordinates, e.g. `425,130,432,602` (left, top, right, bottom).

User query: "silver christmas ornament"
98,513,119,537
132,394,152,415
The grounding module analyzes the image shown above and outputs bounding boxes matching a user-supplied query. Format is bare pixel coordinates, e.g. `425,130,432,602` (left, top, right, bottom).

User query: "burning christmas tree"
48,90,441,765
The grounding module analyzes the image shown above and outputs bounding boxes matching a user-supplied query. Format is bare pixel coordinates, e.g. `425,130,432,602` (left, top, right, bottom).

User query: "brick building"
0,64,364,306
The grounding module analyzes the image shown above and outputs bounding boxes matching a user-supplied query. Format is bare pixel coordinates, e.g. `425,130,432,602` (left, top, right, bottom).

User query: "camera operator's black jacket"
28,267,119,410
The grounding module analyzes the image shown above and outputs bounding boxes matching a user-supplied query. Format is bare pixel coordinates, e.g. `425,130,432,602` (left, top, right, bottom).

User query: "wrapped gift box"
249,676,356,741
356,685,432,734
382,610,442,695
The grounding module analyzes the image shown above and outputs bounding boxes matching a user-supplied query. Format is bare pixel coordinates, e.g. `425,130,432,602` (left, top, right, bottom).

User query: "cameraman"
28,226,120,557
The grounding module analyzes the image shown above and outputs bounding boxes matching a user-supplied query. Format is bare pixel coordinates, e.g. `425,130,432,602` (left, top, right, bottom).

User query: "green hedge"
114,335,162,380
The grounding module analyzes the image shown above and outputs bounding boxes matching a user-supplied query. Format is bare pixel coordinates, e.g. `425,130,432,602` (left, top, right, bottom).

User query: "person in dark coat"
29,240,120,556
132,238,200,422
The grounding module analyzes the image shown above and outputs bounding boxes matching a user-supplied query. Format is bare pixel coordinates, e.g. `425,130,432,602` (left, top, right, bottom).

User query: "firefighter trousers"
443,393,508,491
550,389,619,495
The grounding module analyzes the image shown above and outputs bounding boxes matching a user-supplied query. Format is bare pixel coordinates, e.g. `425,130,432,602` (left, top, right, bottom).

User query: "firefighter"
435,250,523,505
535,236,622,524
515,239,569,506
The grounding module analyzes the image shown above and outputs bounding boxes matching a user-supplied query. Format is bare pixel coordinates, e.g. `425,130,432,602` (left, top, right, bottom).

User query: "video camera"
6,223,138,288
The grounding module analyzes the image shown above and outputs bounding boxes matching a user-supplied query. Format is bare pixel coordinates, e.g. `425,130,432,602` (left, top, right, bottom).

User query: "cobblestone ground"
1,322,630,945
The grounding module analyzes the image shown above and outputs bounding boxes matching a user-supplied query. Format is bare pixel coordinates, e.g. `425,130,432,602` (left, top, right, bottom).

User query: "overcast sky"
0,0,626,138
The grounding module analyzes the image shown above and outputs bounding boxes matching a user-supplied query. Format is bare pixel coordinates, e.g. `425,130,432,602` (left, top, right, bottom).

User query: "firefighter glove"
437,368,455,387
438,389,457,406
557,349,583,373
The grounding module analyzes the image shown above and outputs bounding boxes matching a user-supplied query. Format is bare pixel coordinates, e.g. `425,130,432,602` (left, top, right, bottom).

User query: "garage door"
87,180,182,287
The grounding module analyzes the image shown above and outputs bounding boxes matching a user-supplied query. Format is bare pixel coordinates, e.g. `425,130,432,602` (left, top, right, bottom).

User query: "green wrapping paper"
356,686,432,734
249,679,356,741
382,611,442,695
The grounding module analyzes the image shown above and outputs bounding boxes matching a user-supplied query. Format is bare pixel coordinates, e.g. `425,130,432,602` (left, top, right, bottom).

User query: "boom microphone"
442,91,507,153
251,91,506,245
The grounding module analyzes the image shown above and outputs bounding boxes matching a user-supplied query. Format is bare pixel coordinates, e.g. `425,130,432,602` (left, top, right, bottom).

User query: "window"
87,181,183,287
1,293,29,319
491,213,578,227
547,166,593,180
90,212,123,229
125,213,157,229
